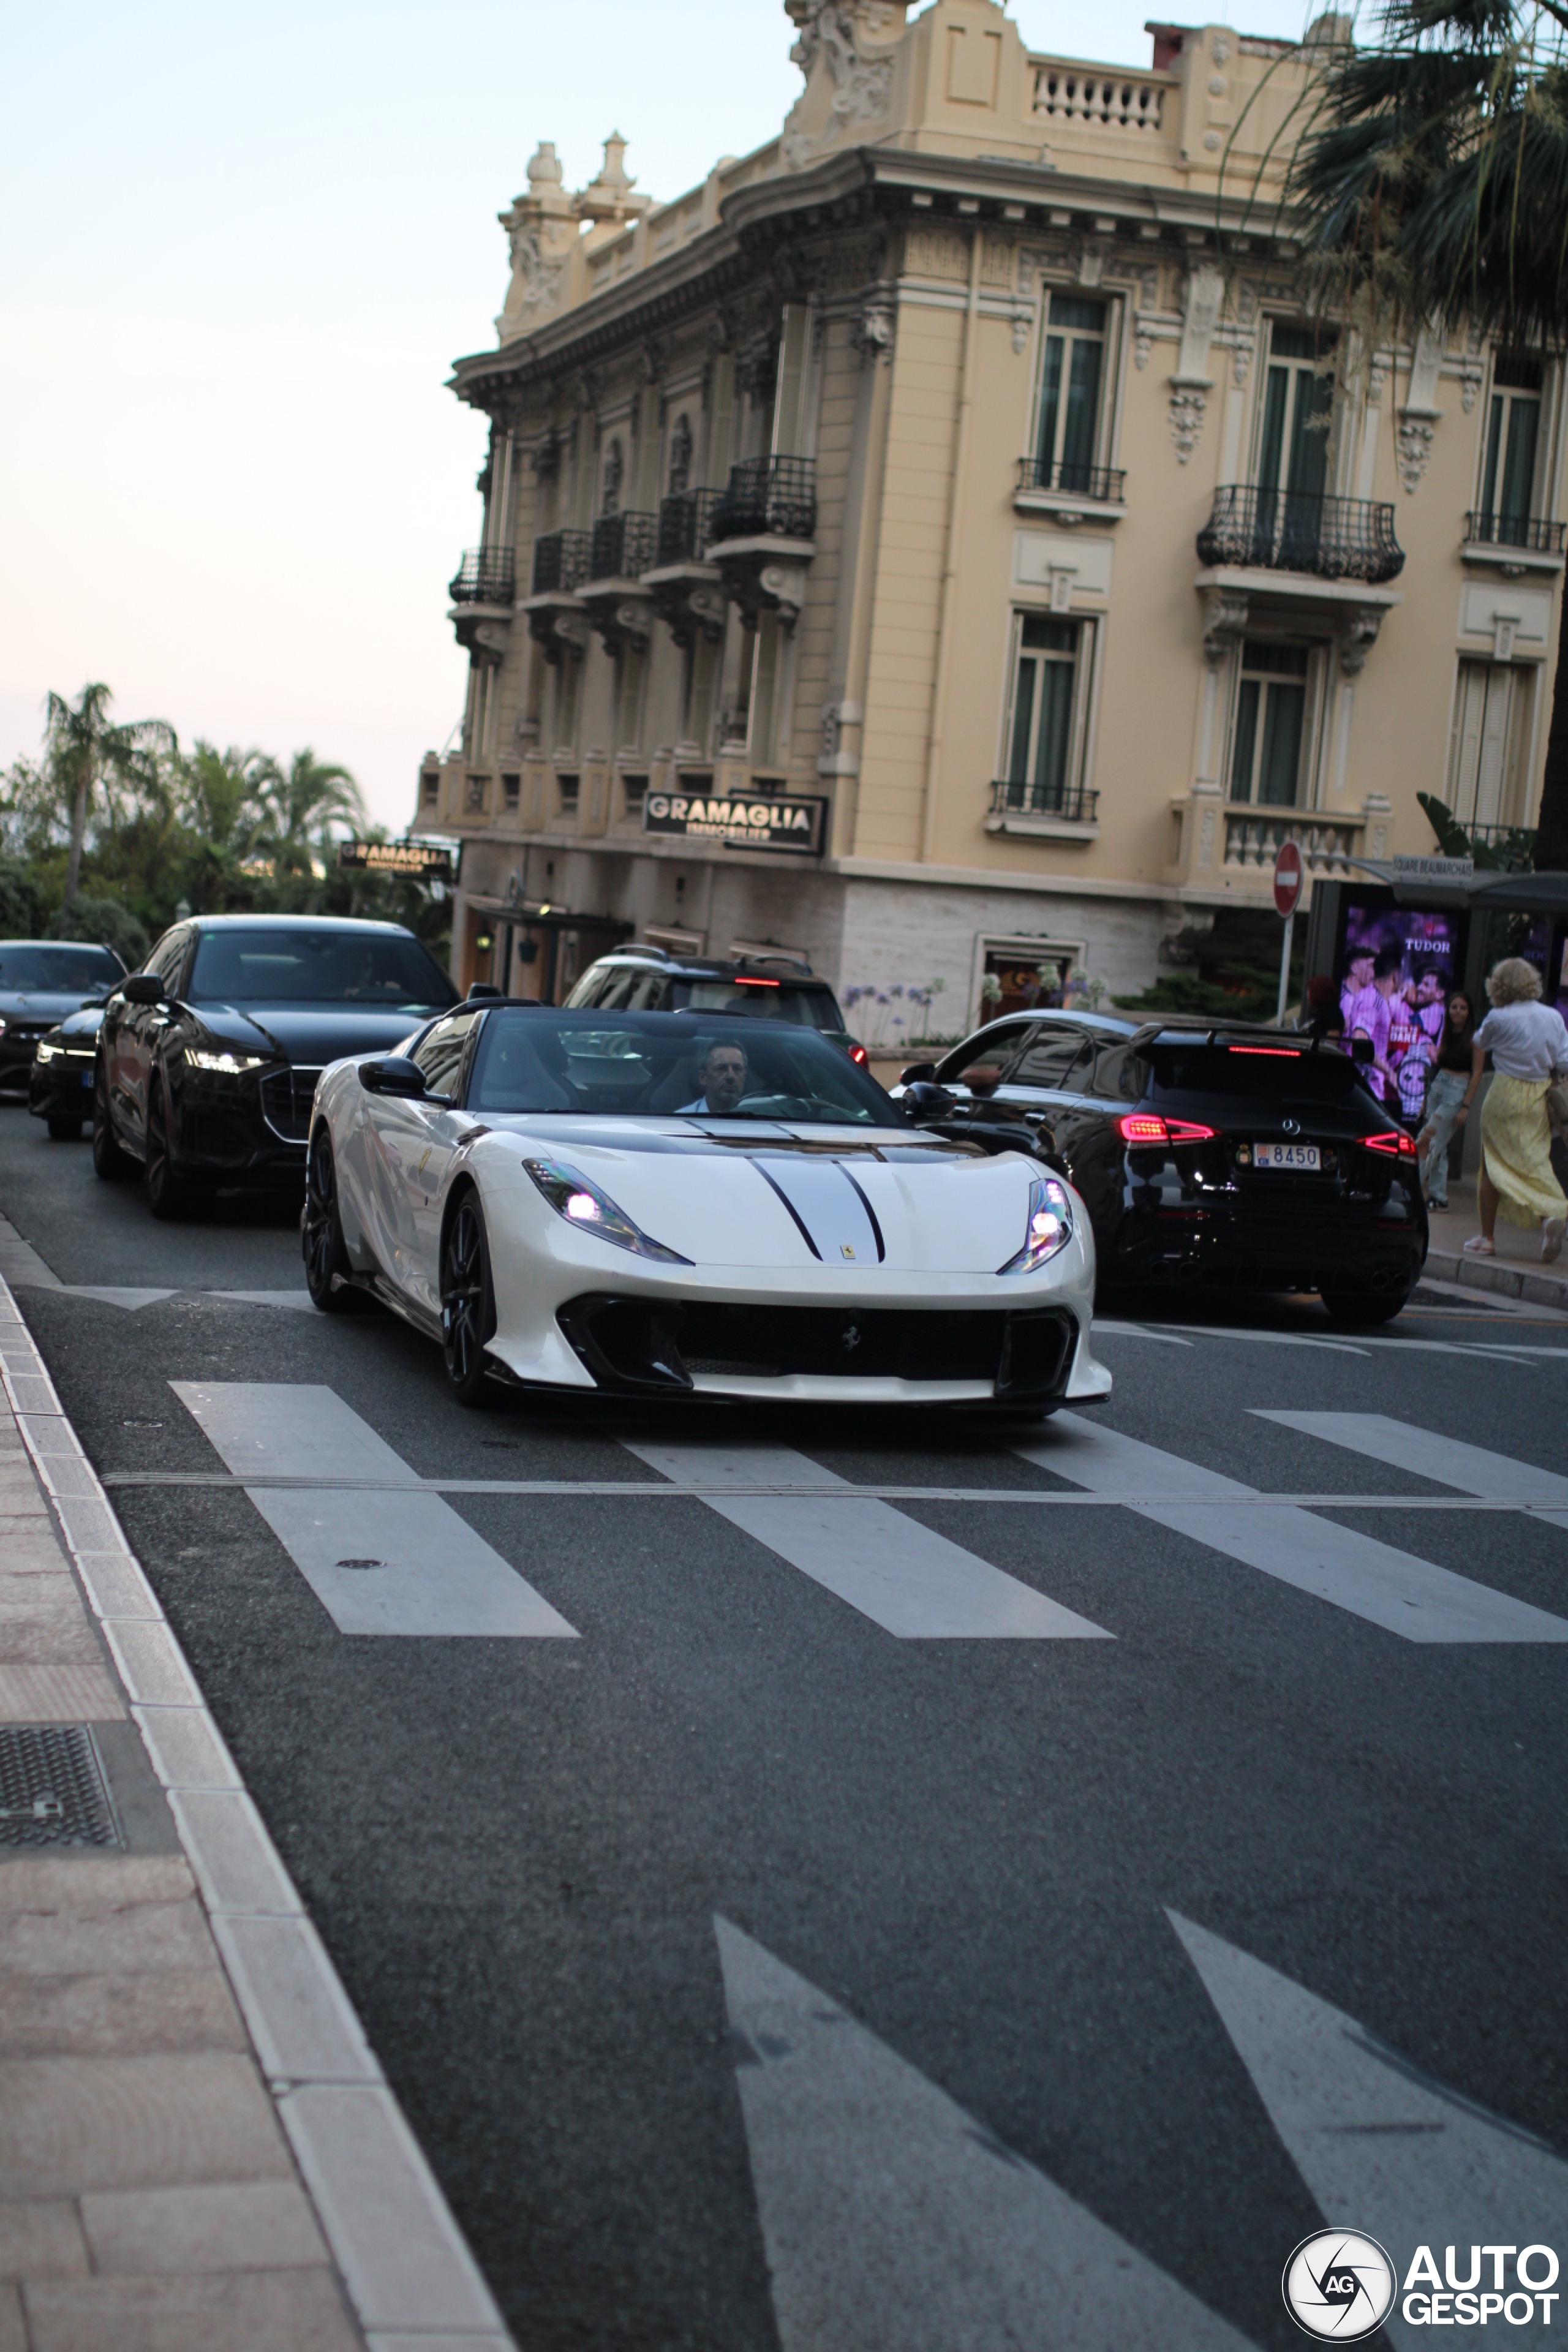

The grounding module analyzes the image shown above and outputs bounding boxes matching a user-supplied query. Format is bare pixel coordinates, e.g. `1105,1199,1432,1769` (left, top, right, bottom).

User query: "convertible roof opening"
464,1006,894,1125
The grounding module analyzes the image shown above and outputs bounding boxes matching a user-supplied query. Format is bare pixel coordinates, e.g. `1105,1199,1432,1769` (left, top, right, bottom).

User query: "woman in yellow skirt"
1457,957,1568,1262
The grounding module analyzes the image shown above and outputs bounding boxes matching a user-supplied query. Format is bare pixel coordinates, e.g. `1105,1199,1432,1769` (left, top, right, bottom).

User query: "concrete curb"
0,1275,516,2351
1425,1246,1568,1312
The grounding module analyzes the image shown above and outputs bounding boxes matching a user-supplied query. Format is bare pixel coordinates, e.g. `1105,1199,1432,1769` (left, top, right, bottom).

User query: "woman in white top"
1457,957,1568,1261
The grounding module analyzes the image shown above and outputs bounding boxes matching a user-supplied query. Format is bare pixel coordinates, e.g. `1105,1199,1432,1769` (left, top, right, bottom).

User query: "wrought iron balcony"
1016,457,1126,503
530,529,591,597
1197,487,1404,584
990,780,1099,825
448,548,515,605
1463,511,1566,553
712,456,817,545
655,488,724,568
588,510,658,582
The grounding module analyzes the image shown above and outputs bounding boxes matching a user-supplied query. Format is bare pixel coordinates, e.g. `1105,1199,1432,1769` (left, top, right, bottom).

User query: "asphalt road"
4,1097,1567,2351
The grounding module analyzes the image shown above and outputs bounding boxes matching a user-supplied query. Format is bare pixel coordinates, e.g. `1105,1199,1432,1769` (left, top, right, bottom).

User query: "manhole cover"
0,1727,119,1849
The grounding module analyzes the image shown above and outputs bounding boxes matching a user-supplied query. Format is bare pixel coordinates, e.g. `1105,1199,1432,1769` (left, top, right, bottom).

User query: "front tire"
440,1190,497,1406
47,1116,83,1142
145,1077,197,1221
302,1128,360,1312
92,1066,129,1180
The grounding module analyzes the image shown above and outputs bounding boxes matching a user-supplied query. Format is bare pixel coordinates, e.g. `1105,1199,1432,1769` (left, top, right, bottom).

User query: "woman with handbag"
1457,958,1568,1262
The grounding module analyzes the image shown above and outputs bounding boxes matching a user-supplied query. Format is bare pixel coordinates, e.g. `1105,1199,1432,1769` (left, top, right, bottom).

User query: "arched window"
668,413,693,497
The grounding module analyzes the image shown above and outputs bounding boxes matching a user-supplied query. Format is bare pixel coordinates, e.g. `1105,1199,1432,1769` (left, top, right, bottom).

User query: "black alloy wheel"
92,1065,128,1180
145,1076,196,1221
440,1190,497,1406
302,1129,360,1313
47,1117,83,1142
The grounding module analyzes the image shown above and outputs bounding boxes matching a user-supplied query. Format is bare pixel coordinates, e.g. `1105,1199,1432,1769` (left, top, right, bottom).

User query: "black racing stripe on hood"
751,1163,822,1259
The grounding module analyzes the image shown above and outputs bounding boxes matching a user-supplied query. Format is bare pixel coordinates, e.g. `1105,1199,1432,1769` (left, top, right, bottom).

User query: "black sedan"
94,914,459,1218
0,940,126,1095
29,1003,107,1139
899,1013,1426,1323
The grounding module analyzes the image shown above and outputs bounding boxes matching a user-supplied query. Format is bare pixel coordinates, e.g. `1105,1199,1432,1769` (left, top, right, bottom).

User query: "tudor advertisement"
643,788,826,854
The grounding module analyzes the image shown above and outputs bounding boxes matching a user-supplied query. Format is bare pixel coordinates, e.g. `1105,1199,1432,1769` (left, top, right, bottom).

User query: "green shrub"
50,894,149,968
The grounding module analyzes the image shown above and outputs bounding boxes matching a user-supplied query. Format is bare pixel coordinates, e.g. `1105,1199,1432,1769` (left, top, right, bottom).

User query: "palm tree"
256,750,366,886
177,743,273,910
1286,0,1568,869
45,683,175,910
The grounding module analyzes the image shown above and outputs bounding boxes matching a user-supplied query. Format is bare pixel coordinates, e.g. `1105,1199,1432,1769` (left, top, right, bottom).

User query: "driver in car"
677,1039,750,1115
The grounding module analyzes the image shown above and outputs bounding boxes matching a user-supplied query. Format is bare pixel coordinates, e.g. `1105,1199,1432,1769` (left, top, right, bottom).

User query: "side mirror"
902,1080,959,1118
361,1055,429,1098
120,973,167,1006
899,1061,938,1087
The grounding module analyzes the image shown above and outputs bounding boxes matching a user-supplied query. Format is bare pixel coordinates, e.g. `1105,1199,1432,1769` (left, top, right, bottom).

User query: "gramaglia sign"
643,790,826,856
338,840,454,882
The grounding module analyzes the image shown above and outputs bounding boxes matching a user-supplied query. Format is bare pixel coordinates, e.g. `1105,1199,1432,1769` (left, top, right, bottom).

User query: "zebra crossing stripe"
717,1917,1258,2351
1014,1414,1568,1645
170,1384,577,1638
1256,1412,1568,1535
622,1437,1111,1640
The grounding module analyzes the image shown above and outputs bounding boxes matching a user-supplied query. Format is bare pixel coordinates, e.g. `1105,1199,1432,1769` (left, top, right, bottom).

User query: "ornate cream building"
418,0,1566,1020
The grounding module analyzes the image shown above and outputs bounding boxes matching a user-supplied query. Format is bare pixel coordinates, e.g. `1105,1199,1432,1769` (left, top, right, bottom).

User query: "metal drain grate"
0,1727,119,1849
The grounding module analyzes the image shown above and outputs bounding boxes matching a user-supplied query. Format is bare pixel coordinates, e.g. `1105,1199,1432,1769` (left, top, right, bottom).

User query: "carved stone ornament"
1134,316,1155,371
1395,406,1437,494
782,1,903,172
1338,607,1384,677
851,296,895,364
1201,587,1248,664
649,575,726,651
1169,376,1210,464
496,223,567,338
1010,307,1033,357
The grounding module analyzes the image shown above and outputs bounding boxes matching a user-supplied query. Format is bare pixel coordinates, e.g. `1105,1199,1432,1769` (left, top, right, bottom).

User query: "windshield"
1149,1042,1363,1106
187,928,458,1009
0,945,123,993
467,1009,895,1124
667,979,843,1031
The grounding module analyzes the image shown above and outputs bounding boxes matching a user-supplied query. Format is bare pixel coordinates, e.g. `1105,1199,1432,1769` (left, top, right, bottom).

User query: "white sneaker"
1544,1216,1567,1264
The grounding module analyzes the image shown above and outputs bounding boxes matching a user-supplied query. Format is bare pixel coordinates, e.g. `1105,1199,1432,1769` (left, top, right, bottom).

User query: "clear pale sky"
1,0,1329,831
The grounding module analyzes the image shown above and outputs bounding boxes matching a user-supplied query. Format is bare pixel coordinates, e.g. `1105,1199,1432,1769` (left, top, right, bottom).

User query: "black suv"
0,940,126,1094
564,946,864,1060
95,914,458,1217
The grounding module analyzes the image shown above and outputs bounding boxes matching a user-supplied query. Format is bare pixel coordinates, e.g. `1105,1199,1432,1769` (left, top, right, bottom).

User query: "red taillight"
733,976,781,986
848,1042,869,1066
1228,1045,1301,1058
1362,1129,1418,1158
1116,1114,1218,1147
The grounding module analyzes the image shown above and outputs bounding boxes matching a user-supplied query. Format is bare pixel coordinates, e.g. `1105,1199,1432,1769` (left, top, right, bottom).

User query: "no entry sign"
1273,839,1304,919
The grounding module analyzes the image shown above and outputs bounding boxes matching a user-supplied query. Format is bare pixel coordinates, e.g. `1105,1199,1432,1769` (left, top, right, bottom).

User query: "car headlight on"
523,1156,692,1265
997,1175,1074,1274
34,1041,59,1062
184,1047,268,1074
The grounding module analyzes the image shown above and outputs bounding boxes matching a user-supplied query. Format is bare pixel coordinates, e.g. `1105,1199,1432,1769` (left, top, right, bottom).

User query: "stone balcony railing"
1032,61,1171,135
1223,811,1367,873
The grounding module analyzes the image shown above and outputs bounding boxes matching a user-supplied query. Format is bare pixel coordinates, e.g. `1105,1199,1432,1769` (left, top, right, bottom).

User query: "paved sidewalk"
0,1276,513,2351
1424,1177,1568,1311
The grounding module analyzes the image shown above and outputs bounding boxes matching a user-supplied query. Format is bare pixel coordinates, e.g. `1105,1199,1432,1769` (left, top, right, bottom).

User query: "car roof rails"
467,981,504,1000
735,949,814,974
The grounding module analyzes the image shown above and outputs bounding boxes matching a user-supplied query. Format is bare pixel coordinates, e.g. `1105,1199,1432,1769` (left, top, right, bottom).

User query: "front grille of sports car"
557,1294,1076,1398
258,1066,323,1144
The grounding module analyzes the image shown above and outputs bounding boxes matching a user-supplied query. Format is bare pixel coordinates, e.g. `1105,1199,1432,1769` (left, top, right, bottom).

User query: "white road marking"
715,1917,1257,2352
170,1383,577,1639
1258,1411,1568,1537
205,1289,317,1311
1092,1321,1194,1346
1015,1414,1568,1644
623,1437,1110,1640
1169,1911,1568,2342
